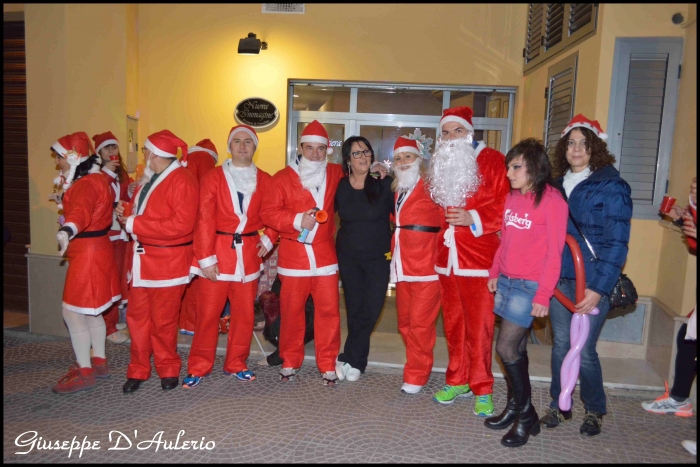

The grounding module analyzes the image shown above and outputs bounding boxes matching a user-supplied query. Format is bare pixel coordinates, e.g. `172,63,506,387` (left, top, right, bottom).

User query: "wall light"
238,32,268,55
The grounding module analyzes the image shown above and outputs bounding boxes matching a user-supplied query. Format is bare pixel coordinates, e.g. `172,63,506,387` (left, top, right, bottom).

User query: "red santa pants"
439,274,495,395
396,280,442,386
178,276,199,332
279,273,340,373
126,284,186,380
187,278,258,376
102,239,127,335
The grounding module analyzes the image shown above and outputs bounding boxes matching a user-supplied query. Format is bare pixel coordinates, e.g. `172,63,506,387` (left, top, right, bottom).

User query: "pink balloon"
558,307,599,411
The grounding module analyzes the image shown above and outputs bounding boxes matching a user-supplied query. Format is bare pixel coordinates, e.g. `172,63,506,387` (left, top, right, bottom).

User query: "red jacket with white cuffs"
390,178,442,283
260,160,344,277
101,166,133,241
434,142,510,277
190,161,278,283
124,160,198,287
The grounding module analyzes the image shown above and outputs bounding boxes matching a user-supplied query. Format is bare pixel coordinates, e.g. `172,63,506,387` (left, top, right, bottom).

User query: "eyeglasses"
350,149,372,159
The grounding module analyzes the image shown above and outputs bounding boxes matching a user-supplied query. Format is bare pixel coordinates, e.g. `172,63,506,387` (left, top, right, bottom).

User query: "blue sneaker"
179,329,194,336
182,371,211,389
224,369,256,382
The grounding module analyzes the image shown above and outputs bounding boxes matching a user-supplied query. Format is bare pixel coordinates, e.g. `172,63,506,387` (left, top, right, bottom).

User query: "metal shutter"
545,4,565,51
544,54,578,157
525,4,545,64
569,3,594,36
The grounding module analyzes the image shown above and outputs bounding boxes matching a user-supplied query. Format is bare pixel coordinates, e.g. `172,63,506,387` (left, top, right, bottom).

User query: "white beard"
229,162,258,195
143,157,155,181
427,136,481,208
393,158,422,191
299,156,327,190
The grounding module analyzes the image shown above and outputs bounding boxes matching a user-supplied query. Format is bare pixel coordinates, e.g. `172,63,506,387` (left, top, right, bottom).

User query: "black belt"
136,240,193,254
396,224,441,233
216,230,259,247
74,226,111,239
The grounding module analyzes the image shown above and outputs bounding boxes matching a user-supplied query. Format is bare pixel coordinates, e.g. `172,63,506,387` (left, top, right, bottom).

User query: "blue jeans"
549,278,611,414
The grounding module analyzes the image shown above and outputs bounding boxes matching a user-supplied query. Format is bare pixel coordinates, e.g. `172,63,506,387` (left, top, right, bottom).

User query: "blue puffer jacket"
555,164,633,296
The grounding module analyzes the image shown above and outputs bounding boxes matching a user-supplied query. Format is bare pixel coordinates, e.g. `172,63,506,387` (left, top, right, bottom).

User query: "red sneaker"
219,316,230,334
52,367,97,394
91,357,111,379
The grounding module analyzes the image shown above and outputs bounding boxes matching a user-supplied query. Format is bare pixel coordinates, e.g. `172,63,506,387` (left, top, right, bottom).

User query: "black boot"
484,352,528,430
501,357,540,448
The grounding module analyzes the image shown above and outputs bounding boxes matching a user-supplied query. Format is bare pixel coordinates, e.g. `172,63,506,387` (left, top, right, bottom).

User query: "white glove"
57,231,70,256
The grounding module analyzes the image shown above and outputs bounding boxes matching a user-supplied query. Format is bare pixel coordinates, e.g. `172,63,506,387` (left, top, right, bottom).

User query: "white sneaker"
116,322,127,331
345,366,361,382
682,440,696,456
401,383,422,394
106,330,129,344
335,359,350,382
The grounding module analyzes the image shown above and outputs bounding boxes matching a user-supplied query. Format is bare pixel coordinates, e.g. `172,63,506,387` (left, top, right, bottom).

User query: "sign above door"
234,97,279,128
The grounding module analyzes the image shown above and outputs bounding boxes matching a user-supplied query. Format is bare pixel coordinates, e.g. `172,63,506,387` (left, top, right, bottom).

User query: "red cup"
122,201,134,218
659,196,676,214
109,155,119,161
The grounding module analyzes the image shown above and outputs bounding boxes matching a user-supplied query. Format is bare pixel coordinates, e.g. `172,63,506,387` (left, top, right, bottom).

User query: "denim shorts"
493,274,539,329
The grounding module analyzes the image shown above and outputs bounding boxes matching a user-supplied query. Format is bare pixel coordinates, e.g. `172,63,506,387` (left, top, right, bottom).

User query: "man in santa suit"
260,120,386,386
116,129,198,393
93,131,132,345
182,125,278,388
178,138,219,336
428,106,509,416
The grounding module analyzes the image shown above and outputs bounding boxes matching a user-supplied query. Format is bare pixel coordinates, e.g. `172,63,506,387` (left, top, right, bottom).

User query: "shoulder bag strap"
568,212,599,260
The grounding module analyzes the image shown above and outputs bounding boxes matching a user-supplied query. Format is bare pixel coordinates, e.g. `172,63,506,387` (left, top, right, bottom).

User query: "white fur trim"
52,141,68,156
434,265,489,277
190,265,262,283
132,276,191,288
260,234,273,253
63,222,78,239
277,264,338,277
198,255,218,269
300,135,329,146
125,215,136,234
189,146,219,163
393,146,420,156
62,295,121,316
562,122,608,141
468,209,484,238
145,138,177,158
95,139,118,155
227,128,259,152
439,115,474,133
293,213,304,232
102,166,117,179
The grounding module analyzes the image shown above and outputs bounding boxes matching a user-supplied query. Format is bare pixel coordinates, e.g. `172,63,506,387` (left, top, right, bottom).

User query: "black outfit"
335,175,394,372
671,323,697,400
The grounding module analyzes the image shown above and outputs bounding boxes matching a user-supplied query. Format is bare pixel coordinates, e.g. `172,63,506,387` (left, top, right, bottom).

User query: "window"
544,53,578,158
524,3,598,74
606,38,683,219
287,81,516,165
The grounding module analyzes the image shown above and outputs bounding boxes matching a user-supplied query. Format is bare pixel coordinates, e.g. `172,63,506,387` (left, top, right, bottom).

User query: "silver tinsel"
427,134,481,208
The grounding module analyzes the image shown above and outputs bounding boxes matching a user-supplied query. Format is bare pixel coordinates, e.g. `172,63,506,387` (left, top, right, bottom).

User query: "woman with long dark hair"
334,136,394,382
483,138,568,447
51,132,121,394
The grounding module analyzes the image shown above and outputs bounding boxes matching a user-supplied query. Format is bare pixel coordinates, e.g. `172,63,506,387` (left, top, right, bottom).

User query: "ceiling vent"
262,4,305,14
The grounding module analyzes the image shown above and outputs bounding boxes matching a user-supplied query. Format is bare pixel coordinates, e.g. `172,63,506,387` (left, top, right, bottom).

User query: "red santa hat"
185,139,219,166
92,131,119,155
439,106,474,133
61,132,97,189
227,125,259,154
144,129,188,161
393,136,420,157
561,114,608,141
300,120,333,155
51,134,72,157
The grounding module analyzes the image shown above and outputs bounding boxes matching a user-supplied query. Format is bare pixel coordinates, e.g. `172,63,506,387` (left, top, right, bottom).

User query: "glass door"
288,119,352,165
357,122,438,164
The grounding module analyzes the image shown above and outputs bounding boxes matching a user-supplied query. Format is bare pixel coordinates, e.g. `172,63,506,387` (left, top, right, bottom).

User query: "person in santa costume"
260,120,387,386
116,129,198,393
182,125,278,388
390,136,443,395
427,106,510,415
93,131,133,345
179,138,219,336
52,132,121,394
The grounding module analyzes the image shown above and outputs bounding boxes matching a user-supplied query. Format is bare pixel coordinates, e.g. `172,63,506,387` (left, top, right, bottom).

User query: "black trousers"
671,323,697,400
337,252,390,372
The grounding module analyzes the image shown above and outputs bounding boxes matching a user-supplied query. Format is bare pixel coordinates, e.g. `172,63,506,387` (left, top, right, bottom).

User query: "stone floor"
3,329,696,464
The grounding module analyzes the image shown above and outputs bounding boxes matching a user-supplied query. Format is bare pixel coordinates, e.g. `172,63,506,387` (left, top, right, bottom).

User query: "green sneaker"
432,384,472,405
473,394,495,417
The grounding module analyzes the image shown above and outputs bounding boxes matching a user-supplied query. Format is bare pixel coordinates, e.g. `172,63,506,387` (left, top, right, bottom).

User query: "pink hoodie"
488,185,569,307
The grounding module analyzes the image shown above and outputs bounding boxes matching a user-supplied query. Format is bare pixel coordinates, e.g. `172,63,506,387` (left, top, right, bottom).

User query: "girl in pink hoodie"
483,138,568,448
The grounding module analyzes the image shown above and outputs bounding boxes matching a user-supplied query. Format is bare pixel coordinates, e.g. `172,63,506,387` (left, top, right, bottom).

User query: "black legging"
337,252,390,372
671,323,697,400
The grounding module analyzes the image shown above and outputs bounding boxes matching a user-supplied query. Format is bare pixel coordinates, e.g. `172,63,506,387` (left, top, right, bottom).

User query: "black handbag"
568,213,638,310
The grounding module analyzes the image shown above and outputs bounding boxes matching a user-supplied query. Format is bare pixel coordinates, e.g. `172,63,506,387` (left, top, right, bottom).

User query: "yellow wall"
3,4,24,13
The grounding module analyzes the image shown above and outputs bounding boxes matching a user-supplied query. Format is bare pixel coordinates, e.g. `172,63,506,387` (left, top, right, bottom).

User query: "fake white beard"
427,135,481,208
299,156,327,190
143,157,155,181
229,162,258,196
393,158,422,191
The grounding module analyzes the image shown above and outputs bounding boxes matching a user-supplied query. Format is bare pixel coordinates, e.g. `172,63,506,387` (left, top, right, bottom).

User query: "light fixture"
293,94,299,97
238,32,268,55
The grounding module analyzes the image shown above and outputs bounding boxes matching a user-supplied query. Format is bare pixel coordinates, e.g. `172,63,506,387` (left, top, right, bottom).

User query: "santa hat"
144,129,188,161
51,135,72,157
185,139,219,167
227,125,259,154
61,132,97,190
561,114,608,141
92,131,119,155
440,106,474,133
393,136,420,157
300,120,333,155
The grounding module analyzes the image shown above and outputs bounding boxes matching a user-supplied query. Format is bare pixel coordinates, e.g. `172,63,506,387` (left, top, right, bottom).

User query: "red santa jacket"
101,166,133,241
62,173,115,239
190,161,279,283
124,160,198,287
260,159,344,277
390,178,442,283
434,142,510,277
185,151,217,185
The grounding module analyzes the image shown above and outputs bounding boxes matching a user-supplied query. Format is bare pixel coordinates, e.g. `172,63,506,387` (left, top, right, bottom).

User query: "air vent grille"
262,4,305,14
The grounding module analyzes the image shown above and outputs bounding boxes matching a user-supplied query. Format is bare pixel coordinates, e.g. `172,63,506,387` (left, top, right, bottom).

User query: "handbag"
567,213,638,310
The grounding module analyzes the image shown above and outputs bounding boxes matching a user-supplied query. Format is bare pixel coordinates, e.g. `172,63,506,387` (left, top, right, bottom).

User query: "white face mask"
299,156,327,190
394,158,422,191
